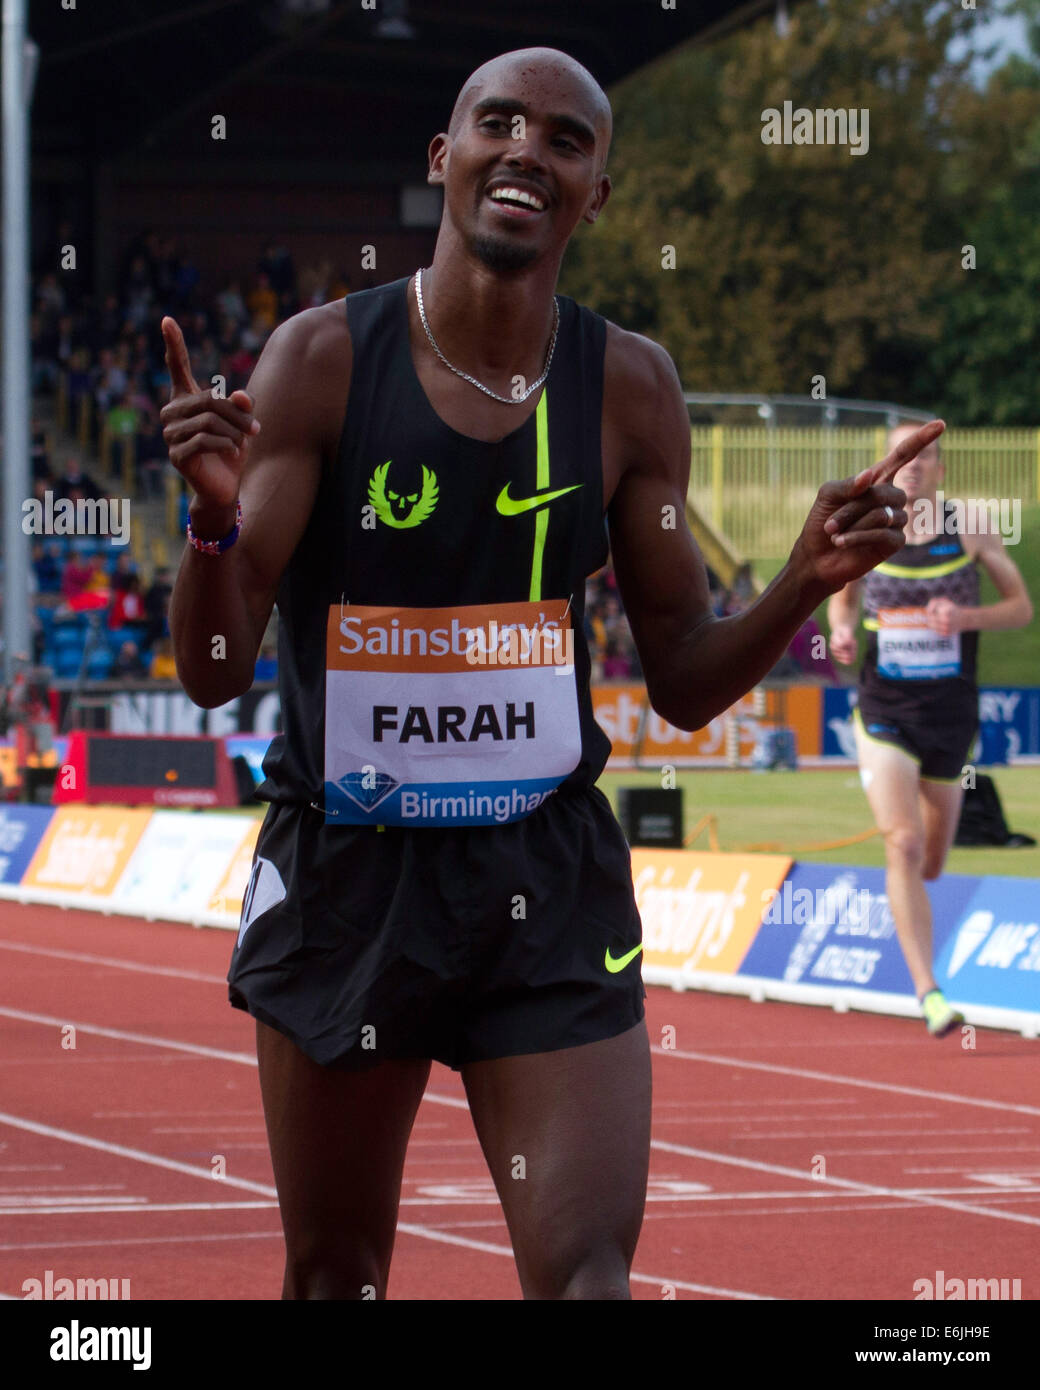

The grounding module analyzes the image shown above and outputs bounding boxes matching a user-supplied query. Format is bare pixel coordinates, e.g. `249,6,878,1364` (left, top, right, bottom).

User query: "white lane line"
394,1223,773,1300
653,1110,941,1126
724,1127,1031,1141
821,1145,1040,1157
651,1138,1040,1229
652,1045,1040,1119
0,939,226,985
0,1006,257,1066
0,1111,278,1199
0,1200,279,1216
0,1231,284,1253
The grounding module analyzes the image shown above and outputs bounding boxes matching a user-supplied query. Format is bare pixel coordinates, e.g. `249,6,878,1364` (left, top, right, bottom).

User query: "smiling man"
163,47,943,1300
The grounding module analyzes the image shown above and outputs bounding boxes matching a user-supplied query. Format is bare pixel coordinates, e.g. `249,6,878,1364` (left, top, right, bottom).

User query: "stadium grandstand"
8,0,800,718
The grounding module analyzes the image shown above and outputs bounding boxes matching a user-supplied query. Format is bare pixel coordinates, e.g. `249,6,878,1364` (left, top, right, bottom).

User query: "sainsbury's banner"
594,685,821,764
0,806,56,884
206,815,263,924
632,849,790,979
21,807,153,899
935,876,1040,1012
738,862,966,995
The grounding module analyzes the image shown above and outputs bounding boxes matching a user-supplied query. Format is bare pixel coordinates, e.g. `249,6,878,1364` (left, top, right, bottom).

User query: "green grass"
752,503,1040,689
597,766,1040,879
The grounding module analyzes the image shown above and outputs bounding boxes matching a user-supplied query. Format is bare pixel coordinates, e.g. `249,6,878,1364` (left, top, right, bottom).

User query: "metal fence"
688,426,1040,561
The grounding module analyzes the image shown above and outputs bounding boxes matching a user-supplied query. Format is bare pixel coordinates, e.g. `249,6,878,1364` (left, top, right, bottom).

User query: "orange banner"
23,807,152,896
592,684,821,762
207,816,263,917
632,849,791,976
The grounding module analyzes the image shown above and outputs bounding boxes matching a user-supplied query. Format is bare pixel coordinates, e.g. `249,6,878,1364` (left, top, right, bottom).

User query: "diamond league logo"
336,769,399,813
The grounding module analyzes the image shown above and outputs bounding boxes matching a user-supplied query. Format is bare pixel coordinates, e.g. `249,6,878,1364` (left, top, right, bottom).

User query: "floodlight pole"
2,0,37,685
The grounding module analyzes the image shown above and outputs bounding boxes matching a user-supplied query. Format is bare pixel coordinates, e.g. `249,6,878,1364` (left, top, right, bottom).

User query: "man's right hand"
829,623,858,665
160,316,260,517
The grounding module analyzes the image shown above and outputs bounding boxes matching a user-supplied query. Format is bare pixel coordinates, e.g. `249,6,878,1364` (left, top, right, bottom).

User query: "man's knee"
883,823,925,868
283,1243,388,1300
523,1239,633,1301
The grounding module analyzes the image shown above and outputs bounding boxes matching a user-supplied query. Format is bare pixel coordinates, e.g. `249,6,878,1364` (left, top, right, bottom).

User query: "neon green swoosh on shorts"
495,482,582,515
604,943,643,974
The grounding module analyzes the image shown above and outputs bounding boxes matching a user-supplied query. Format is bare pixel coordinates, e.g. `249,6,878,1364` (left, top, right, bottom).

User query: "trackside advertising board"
0,806,56,884
738,862,965,996
634,850,1039,1034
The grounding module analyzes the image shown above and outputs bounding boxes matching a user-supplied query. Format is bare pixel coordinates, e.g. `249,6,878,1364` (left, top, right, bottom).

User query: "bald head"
448,47,612,172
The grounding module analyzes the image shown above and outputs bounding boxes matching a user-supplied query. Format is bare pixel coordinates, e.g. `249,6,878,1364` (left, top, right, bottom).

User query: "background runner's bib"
324,600,581,825
876,607,961,680
858,509,980,725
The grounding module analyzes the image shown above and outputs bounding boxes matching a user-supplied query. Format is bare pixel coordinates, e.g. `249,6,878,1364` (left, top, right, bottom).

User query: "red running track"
0,902,1037,1301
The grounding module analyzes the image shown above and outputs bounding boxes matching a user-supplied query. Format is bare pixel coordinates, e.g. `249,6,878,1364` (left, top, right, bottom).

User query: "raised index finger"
161,316,199,398
863,419,946,490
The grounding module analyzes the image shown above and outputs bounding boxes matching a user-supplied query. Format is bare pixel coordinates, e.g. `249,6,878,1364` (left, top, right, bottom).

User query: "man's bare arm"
605,333,940,731
165,306,349,708
827,579,863,666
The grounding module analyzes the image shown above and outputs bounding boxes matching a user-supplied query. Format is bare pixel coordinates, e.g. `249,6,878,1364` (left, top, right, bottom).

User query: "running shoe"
921,988,965,1038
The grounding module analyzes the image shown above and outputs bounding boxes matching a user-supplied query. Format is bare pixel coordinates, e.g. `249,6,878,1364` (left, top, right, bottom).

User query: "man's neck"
416,237,562,383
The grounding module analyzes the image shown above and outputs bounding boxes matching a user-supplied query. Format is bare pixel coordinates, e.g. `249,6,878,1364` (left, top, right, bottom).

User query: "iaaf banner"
935,875,1040,1013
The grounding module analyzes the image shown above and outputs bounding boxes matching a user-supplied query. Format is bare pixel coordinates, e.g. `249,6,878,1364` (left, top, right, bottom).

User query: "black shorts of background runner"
853,701,977,783
228,784,646,1070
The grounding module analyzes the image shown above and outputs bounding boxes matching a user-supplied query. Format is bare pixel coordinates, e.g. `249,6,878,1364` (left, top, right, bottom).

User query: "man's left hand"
790,420,945,595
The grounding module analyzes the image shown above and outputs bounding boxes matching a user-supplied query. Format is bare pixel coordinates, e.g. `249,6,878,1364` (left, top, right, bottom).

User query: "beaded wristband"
187,500,242,555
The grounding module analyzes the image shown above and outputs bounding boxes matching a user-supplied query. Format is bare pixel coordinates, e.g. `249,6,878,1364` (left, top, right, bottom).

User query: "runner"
828,424,1032,1036
163,48,943,1298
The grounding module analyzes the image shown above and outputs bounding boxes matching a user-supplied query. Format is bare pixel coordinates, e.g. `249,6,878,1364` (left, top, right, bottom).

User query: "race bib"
877,607,960,681
323,599,580,826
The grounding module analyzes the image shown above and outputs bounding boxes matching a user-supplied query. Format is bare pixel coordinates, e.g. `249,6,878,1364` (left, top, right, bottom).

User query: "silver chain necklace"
414,267,559,405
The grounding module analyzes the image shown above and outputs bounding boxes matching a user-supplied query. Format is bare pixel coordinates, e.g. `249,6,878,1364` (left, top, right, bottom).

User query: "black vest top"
257,276,612,807
859,508,980,724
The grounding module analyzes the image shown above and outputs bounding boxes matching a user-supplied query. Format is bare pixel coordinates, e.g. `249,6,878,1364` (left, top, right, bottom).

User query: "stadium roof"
31,0,788,172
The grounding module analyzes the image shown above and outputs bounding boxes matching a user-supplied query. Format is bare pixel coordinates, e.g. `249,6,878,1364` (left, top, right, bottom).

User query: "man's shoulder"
271,279,407,368
600,317,680,403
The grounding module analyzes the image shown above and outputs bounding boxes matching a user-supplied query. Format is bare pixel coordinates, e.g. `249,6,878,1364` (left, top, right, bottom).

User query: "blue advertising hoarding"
822,686,1040,763
935,876,1040,1012
739,861,969,997
0,805,57,883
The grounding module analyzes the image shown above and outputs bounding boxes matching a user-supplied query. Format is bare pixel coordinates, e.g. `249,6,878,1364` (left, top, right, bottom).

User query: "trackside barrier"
2,810,1037,1037
0,804,262,929
638,853,1040,1038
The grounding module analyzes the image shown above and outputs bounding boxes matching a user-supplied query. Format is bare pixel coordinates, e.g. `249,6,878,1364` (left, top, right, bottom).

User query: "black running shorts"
228,784,645,1070
854,701,977,783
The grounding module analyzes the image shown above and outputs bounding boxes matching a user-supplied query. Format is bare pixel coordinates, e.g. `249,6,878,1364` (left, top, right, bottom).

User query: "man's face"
890,428,943,502
428,56,611,274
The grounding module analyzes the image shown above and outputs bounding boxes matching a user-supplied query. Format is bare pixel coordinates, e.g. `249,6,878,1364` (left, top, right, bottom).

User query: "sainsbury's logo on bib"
323,599,582,827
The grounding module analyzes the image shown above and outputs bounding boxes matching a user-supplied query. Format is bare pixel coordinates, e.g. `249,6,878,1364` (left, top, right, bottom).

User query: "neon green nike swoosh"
496,482,582,516
604,943,643,974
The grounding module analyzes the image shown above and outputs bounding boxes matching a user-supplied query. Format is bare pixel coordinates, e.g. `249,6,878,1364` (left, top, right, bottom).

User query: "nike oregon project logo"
604,943,643,974
368,461,438,528
496,482,582,516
